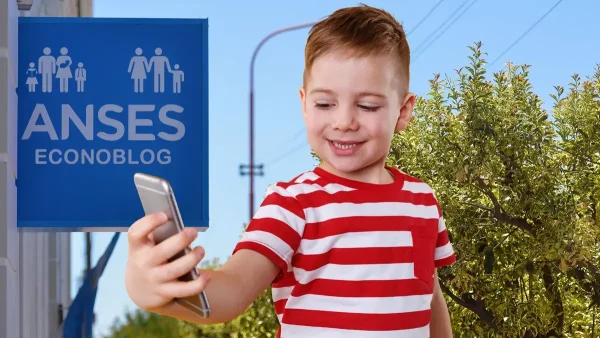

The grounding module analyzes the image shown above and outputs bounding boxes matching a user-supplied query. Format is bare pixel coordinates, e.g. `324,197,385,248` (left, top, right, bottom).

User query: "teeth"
333,142,357,149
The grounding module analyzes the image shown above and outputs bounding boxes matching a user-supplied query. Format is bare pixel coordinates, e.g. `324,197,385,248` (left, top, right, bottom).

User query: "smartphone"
133,172,211,318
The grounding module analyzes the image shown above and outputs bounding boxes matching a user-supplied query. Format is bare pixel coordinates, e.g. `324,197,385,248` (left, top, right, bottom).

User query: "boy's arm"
430,194,456,338
153,248,279,325
430,269,452,338
154,183,304,325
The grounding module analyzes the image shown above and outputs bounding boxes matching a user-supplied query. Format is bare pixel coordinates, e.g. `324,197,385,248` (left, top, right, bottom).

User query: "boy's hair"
303,4,410,96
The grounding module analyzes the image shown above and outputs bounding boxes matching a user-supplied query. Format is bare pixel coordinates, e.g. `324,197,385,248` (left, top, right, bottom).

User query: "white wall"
0,0,93,337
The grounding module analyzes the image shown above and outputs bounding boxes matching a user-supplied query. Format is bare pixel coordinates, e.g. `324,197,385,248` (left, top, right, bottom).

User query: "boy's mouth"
328,140,365,154
332,141,358,149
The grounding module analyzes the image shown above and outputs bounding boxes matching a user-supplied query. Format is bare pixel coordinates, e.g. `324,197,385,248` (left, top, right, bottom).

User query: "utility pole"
85,232,92,273
83,232,92,338
240,21,319,221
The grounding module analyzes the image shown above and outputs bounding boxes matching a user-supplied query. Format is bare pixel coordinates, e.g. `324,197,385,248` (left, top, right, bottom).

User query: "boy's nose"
331,108,359,131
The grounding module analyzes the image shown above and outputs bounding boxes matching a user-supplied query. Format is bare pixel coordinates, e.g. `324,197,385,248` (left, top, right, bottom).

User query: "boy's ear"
395,92,416,132
299,87,308,122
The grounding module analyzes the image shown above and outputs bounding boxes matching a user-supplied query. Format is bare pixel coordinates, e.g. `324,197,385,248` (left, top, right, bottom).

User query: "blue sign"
17,17,209,230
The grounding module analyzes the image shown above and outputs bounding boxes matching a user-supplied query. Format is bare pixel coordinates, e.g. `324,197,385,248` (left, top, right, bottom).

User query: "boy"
125,4,456,337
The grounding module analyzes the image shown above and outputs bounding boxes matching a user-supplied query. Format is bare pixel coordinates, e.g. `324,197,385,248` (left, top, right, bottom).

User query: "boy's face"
300,51,415,177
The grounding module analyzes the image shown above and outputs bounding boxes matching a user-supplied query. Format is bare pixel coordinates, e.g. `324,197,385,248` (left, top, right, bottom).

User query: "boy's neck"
319,159,394,185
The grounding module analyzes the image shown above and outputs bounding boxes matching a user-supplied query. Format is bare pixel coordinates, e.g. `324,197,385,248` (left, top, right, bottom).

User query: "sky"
66,0,600,336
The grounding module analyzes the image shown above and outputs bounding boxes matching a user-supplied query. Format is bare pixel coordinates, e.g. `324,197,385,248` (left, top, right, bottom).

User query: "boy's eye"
358,105,380,112
315,103,332,109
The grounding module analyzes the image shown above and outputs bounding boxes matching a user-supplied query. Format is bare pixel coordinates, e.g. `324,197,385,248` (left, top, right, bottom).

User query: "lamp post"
240,21,319,222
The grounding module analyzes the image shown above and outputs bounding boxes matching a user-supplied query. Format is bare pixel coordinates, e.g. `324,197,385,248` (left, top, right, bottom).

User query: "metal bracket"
239,163,264,176
17,0,33,11
57,304,64,326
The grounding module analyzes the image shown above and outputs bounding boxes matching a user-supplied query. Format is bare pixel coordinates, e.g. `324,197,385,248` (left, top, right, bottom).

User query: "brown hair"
303,4,410,95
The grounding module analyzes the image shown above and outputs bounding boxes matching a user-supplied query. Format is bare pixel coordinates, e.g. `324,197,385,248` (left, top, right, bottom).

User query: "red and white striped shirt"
233,166,456,337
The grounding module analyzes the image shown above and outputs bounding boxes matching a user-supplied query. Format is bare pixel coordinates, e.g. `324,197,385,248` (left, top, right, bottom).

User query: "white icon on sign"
38,47,56,93
56,47,73,93
149,48,171,93
172,64,184,94
75,62,87,92
128,47,183,94
26,62,39,92
31,47,86,93
128,48,150,93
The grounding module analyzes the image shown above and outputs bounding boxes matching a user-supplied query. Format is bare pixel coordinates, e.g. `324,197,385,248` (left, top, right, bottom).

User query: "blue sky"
68,0,600,336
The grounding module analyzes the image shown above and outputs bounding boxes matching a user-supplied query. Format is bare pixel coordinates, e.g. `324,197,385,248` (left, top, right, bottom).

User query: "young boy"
125,4,456,337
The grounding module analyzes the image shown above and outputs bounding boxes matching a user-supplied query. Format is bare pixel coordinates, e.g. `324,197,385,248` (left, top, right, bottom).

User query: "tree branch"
494,227,519,249
581,260,600,287
439,279,499,331
542,264,565,337
473,177,504,215
470,176,537,235
494,213,536,236
459,201,494,213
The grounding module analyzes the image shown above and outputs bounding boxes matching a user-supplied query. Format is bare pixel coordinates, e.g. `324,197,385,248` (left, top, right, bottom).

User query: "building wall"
20,0,93,17
0,0,93,337
1,1,22,337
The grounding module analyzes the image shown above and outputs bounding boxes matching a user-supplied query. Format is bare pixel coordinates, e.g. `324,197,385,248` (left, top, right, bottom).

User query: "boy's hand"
125,212,211,312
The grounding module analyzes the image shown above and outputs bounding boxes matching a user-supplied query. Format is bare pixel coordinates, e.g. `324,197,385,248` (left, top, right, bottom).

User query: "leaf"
559,259,568,272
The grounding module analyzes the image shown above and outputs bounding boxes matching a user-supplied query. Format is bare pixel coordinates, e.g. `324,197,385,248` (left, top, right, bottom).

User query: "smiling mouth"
329,140,365,149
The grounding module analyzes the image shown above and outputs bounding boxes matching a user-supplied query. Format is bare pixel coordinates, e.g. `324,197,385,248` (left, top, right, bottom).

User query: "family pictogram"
27,47,87,93
25,46,184,95
128,47,184,94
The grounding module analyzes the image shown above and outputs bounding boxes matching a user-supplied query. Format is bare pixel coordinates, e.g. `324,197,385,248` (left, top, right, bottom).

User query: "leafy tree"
388,42,599,337
178,283,278,338
103,307,182,338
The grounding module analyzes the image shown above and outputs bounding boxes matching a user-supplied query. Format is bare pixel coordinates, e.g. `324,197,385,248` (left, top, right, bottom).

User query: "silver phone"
133,172,211,318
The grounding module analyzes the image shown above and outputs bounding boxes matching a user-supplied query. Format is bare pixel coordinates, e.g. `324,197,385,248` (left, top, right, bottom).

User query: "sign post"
17,17,209,231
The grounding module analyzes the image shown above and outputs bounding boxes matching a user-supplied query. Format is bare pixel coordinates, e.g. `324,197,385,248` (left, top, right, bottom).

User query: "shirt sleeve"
434,204,457,268
232,183,306,281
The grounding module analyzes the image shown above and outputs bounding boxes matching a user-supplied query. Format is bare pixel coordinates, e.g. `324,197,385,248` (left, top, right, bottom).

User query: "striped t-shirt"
233,166,456,337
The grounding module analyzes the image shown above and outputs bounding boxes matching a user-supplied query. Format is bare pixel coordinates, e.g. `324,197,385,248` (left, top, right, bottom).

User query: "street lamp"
240,20,319,222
